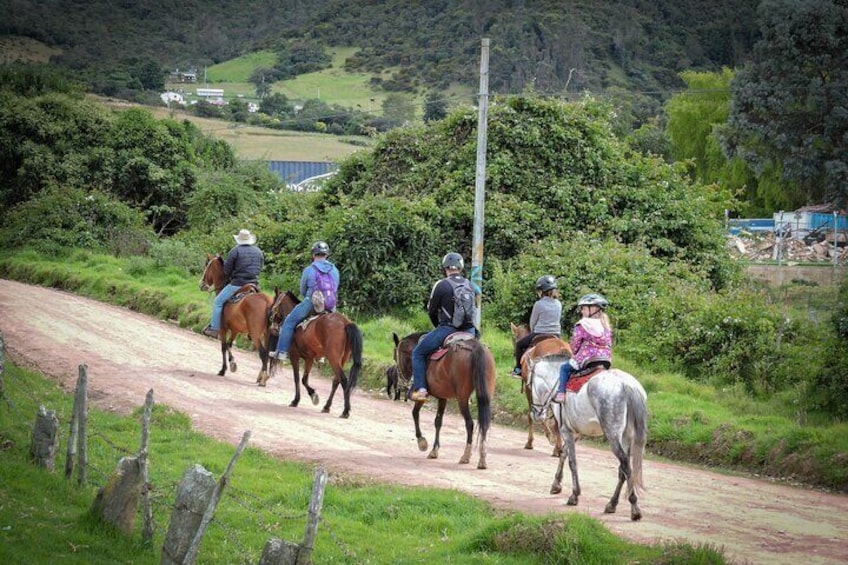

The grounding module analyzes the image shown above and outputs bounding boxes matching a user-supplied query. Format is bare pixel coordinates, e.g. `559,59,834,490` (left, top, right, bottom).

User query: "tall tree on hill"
723,0,848,209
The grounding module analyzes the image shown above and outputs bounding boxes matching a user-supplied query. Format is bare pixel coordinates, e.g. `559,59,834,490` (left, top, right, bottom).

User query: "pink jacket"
570,318,612,368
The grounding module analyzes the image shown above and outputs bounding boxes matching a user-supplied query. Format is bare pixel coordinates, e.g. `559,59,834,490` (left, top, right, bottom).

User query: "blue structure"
727,218,775,236
267,161,336,186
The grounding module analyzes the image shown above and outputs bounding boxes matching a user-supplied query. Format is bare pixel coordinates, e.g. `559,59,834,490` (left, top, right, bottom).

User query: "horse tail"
345,323,364,389
627,386,649,496
471,341,493,435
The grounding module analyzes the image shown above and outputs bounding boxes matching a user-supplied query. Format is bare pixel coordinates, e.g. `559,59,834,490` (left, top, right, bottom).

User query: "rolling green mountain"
1,0,758,109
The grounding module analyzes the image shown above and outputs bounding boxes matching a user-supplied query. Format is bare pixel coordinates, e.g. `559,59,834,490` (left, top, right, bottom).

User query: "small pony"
200,253,274,384
269,289,363,419
541,357,649,521
510,323,571,456
393,331,495,469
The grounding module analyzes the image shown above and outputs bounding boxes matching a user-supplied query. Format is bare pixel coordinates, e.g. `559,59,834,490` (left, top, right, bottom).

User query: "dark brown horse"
199,253,274,384
269,289,363,419
510,323,571,455
393,331,495,469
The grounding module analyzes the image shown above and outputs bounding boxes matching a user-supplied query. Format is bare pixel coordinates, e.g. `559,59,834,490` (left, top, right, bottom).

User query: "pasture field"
0,35,61,64
98,97,373,161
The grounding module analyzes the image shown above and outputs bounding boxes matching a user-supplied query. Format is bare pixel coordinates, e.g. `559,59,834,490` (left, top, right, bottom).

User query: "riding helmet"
577,293,609,309
441,252,464,271
311,241,330,256
535,275,558,293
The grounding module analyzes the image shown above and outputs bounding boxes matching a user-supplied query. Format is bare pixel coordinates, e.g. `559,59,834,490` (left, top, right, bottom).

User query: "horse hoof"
229,362,237,372
257,381,266,388
427,450,438,460
217,370,226,377
310,393,319,406
631,508,642,522
567,495,578,506
321,407,330,414
289,401,299,408
417,437,428,452
340,412,350,419
477,461,487,470
523,443,533,450
604,503,617,514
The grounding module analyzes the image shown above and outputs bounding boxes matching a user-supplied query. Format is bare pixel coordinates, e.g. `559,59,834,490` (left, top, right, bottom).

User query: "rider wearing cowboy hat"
202,229,264,337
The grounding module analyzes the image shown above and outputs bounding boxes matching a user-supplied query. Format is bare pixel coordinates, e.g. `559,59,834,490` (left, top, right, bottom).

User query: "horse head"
200,253,224,293
270,288,301,326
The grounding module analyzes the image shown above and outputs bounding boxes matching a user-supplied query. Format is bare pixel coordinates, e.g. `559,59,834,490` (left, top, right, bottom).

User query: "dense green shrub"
813,280,848,419
0,186,152,255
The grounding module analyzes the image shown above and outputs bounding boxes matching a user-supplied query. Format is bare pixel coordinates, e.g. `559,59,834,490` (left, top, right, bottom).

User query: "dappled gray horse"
543,362,648,521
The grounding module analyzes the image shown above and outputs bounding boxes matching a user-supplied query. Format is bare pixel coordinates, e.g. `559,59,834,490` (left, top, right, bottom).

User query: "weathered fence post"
140,389,155,545
162,430,251,565
30,405,59,471
160,465,217,565
0,331,6,401
90,455,143,534
297,467,328,565
74,365,89,486
64,366,86,480
258,466,328,565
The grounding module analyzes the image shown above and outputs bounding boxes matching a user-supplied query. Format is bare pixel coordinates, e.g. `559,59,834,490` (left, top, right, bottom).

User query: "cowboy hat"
233,229,257,245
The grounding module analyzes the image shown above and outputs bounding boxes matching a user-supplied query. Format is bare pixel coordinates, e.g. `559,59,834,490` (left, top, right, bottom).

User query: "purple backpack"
312,267,337,311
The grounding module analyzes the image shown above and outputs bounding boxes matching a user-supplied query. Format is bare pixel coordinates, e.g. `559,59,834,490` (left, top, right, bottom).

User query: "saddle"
296,310,330,332
428,331,477,362
529,333,560,347
565,361,611,393
227,284,259,304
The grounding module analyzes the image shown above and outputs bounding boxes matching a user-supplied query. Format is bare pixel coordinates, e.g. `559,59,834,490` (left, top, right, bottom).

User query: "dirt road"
1,279,846,564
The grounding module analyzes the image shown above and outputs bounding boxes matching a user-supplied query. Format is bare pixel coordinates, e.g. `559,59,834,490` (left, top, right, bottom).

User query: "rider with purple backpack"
269,241,339,362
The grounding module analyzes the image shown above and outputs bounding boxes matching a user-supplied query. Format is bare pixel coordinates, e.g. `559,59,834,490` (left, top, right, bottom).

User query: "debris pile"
727,231,848,263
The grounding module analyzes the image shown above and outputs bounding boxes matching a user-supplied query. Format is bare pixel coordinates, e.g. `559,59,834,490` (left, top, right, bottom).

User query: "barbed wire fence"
0,332,354,564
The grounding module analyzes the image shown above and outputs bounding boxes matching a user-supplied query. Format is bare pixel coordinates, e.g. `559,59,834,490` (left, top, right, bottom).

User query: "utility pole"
471,38,490,329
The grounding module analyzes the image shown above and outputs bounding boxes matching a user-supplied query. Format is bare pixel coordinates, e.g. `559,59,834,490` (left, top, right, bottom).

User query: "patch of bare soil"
1,279,846,565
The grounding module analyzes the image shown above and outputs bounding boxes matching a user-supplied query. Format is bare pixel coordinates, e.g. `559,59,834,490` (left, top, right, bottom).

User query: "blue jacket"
299,258,340,300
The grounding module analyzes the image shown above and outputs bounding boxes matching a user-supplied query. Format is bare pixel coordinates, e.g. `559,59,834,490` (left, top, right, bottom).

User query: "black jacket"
223,244,264,286
427,274,469,327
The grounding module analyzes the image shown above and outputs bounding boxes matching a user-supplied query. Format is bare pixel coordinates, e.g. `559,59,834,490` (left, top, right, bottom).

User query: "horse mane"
286,290,300,304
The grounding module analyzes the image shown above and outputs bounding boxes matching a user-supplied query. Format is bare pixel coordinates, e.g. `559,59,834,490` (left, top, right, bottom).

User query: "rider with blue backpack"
270,241,339,362
410,252,478,402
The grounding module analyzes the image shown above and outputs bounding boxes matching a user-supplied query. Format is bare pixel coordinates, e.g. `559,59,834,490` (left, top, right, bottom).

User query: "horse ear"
393,332,399,347
273,286,280,297
206,252,213,260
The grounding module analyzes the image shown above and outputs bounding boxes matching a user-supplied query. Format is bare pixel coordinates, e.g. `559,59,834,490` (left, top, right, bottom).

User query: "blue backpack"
311,267,337,312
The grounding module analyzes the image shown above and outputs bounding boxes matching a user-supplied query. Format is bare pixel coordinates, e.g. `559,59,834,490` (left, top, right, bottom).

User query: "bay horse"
393,331,495,469
510,323,571,455
268,289,363,419
541,356,649,521
200,253,274,384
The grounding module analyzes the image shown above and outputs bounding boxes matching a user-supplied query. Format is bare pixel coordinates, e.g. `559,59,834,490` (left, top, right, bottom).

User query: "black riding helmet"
441,252,464,272
311,241,330,256
535,275,558,293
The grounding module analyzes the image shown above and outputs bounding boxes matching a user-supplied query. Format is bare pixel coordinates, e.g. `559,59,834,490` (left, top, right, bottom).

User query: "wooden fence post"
296,467,328,565
75,365,89,486
64,366,84,479
0,331,5,401
140,389,154,545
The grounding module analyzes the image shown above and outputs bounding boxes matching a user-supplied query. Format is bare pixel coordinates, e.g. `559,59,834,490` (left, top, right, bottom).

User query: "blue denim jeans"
211,284,240,330
274,299,313,355
411,325,478,391
558,362,574,394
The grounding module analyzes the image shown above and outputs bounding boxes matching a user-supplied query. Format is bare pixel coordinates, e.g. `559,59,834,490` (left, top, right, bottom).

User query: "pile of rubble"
727,231,848,263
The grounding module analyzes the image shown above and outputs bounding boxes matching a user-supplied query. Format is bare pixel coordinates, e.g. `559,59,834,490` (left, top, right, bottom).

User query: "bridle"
199,255,220,293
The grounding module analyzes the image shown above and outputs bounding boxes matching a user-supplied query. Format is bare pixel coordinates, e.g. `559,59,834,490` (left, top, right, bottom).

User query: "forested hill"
2,0,757,101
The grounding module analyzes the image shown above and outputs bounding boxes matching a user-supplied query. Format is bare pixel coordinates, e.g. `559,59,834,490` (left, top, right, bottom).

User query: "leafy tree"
724,0,848,208
381,93,413,125
259,92,294,118
423,90,447,122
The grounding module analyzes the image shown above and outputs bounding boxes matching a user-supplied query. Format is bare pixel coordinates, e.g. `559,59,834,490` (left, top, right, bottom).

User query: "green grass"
1,247,847,493
207,50,278,83
0,363,727,564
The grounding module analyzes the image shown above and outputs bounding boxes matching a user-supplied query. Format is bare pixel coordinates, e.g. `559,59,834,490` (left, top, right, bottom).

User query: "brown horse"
199,253,274,384
268,289,363,419
510,323,572,455
393,331,495,469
